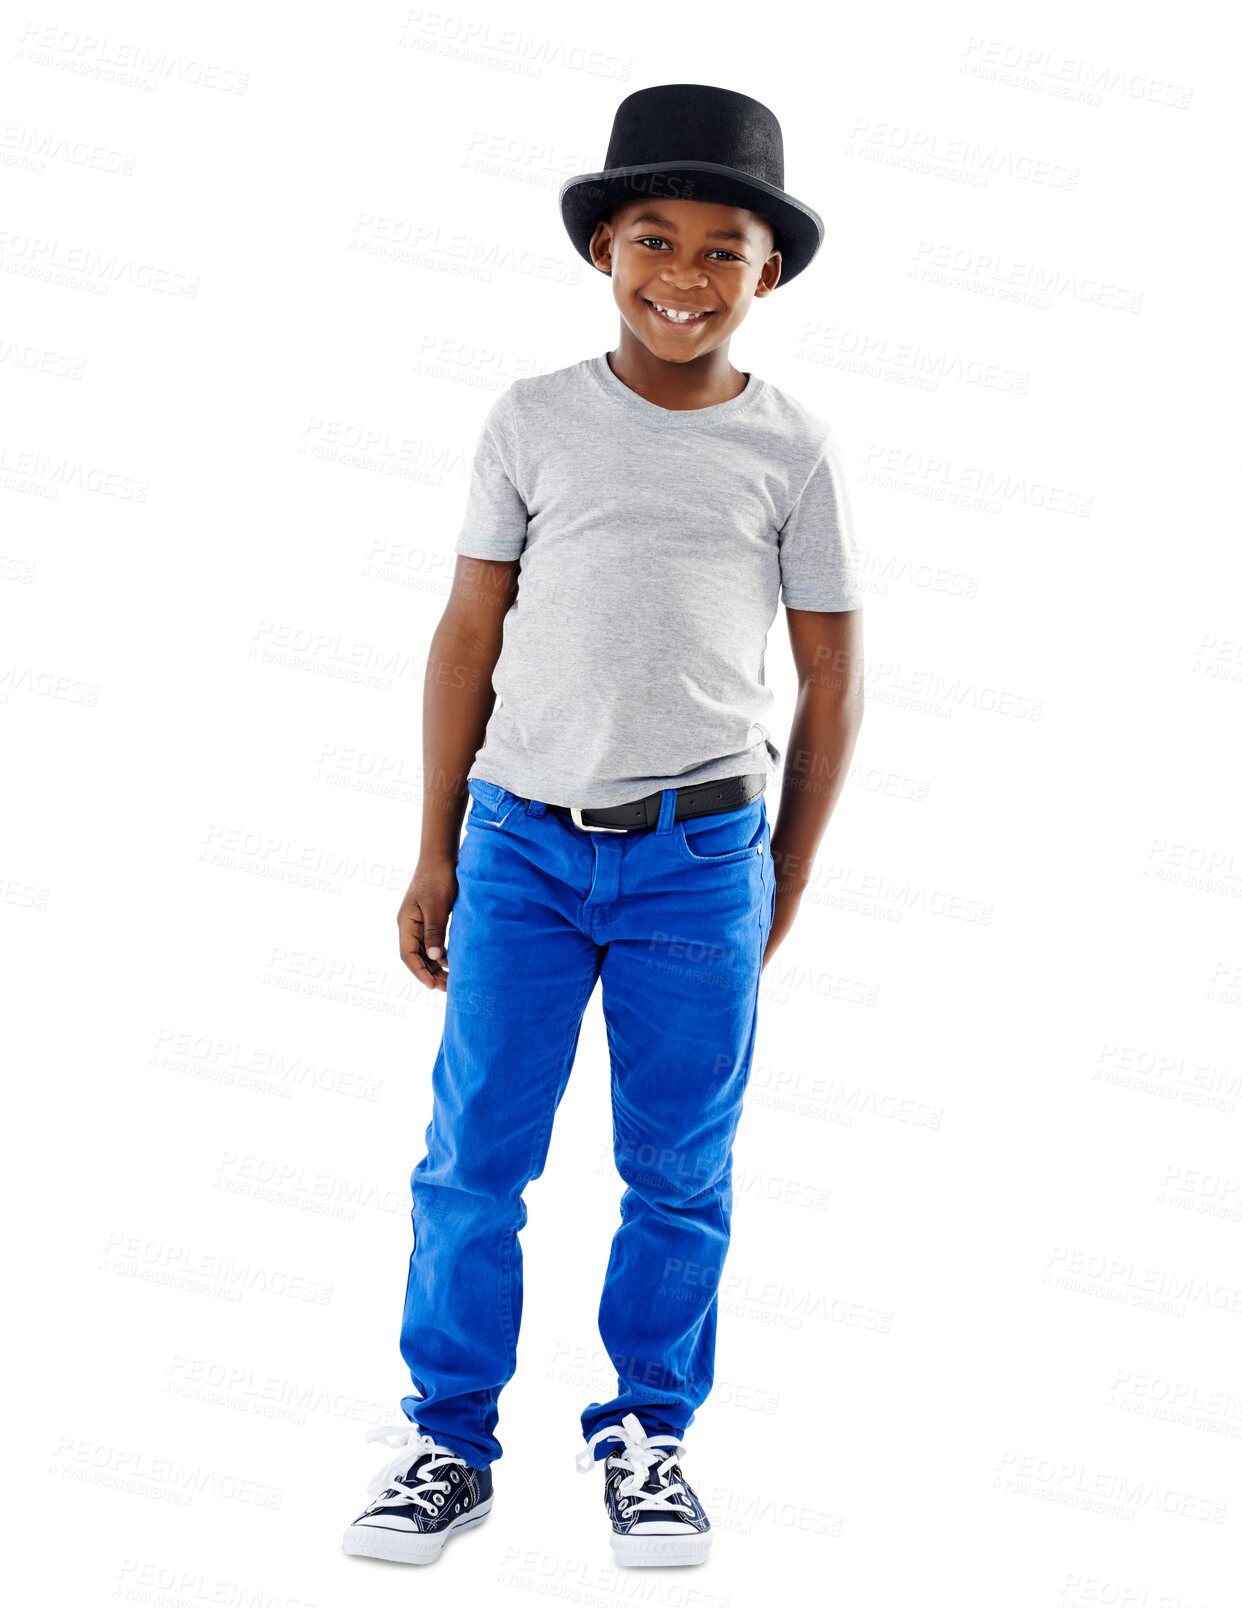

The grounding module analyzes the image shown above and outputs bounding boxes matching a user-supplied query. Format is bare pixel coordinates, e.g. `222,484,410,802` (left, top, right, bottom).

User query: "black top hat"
558,83,823,289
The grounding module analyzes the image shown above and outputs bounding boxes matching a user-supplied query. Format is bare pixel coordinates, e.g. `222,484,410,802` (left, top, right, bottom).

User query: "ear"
588,219,615,276
753,249,782,298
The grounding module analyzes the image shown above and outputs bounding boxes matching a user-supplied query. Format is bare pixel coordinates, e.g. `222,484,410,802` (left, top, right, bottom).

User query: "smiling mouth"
644,298,715,325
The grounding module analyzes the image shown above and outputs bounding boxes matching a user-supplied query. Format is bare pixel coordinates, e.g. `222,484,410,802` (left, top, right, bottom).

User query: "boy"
343,83,864,1568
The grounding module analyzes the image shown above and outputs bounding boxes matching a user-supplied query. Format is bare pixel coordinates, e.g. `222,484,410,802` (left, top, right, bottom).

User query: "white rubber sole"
611,1529,712,1568
341,1496,493,1564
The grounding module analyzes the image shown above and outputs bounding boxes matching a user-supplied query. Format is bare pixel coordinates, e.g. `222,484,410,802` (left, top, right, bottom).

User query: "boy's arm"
398,554,520,989
420,556,520,858
769,606,864,911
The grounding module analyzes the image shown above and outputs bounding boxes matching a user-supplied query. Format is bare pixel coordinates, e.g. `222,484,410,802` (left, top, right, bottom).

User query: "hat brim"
558,161,823,289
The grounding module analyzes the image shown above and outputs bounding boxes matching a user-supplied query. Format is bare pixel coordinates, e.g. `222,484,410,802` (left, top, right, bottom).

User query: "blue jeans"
399,776,776,1467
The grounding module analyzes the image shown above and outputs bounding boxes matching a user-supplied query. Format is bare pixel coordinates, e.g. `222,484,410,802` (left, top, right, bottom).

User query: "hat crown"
602,83,786,190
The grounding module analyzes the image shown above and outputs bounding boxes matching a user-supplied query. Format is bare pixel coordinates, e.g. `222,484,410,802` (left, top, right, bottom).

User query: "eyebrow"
627,211,752,243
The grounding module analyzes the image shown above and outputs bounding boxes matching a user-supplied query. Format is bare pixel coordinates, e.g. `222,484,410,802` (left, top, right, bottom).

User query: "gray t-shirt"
453,351,862,809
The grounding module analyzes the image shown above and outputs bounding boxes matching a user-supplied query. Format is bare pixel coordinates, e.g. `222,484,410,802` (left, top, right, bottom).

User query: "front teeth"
650,301,708,323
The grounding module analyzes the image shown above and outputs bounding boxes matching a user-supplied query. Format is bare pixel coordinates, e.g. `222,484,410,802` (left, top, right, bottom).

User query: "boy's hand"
761,877,803,971
397,856,459,991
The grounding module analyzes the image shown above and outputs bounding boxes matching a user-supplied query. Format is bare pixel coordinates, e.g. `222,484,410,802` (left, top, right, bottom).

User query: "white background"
4,4,1239,1605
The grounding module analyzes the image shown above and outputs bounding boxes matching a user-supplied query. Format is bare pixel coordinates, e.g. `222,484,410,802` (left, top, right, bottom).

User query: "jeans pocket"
675,799,765,865
466,777,523,830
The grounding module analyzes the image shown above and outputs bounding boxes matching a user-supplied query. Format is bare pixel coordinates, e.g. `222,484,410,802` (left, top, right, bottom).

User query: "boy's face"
589,196,781,362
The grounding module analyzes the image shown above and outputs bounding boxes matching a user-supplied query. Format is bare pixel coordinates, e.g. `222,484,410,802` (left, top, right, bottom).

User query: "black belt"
549,772,766,834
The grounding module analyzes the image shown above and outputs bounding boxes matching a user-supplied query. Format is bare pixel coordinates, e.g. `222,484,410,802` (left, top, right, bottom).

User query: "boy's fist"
397,857,459,991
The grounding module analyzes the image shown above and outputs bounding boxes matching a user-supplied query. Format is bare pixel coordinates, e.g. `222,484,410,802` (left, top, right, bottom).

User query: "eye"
635,236,742,262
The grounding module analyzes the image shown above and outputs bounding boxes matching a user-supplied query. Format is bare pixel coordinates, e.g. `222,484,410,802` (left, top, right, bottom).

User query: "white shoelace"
363,1422,468,1515
575,1411,694,1515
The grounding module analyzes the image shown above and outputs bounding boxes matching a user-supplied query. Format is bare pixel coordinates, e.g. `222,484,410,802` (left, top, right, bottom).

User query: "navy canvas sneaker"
342,1422,493,1564
577,1412,712,1567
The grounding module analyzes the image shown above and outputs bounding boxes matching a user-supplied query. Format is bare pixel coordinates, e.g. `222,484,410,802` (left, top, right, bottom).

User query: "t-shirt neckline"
588,351,763,427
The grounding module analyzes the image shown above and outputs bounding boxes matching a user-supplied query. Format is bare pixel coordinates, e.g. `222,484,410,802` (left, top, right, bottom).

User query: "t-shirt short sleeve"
454,388,528,560
778,425,863,611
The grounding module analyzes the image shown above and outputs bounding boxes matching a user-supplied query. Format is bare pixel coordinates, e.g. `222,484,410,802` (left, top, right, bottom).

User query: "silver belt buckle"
570,805,629,833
